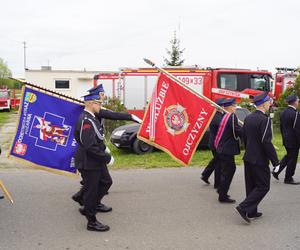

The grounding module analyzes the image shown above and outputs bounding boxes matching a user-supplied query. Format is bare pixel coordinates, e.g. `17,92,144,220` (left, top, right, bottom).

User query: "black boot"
86,216,110,232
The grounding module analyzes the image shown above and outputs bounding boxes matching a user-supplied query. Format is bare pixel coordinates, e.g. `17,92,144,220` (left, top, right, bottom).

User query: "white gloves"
131,114,142,124
273,165,280,173
105,146,111,154
107,155,114,166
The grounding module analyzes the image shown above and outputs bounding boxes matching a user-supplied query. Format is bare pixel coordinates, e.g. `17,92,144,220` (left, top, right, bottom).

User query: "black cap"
253,92,270,106
285,95,298,104
222,98,236,107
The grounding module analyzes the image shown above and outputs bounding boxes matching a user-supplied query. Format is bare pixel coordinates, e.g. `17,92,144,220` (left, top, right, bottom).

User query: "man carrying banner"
72,84,142,214
235,92,279,224
215,98,243,203
73,88,115,232
201,98,226,188
272,95,300,184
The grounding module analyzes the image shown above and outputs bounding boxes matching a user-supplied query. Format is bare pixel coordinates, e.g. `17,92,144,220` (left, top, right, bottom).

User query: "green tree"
164,31,185,66
0,58,12,78
103,97,129,136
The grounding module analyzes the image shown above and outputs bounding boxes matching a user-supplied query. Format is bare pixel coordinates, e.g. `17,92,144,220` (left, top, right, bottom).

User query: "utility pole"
23,41,27,70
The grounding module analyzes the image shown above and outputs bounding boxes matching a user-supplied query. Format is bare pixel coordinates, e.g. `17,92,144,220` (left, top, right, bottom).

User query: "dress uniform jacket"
74,110,111,170
243,110,279,166
216,113,242,156
280,106,300,148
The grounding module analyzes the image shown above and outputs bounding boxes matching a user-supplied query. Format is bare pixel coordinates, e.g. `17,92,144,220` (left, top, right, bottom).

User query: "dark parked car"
110,107,251,154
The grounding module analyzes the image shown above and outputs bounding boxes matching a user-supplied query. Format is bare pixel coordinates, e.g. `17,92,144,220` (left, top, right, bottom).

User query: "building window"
55,80,70,89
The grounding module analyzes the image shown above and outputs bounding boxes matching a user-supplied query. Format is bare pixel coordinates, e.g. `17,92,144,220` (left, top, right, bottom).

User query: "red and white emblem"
164,104,189,136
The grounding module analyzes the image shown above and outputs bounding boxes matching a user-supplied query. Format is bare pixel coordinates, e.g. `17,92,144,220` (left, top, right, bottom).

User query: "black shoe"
0,195,4,200
201,176,210,185
272,171,279,180
248,212,263,219
87,220,110,232
96,203,112,213
72,194,83,206
284,179,300,185
234,206,251,224
219,197,236,203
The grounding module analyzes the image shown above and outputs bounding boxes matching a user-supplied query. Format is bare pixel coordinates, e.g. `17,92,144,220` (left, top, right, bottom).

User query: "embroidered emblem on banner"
29,112,71,151
164,104,189,136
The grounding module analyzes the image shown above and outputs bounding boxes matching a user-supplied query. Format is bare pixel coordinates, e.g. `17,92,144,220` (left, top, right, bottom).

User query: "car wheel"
132,138,153,154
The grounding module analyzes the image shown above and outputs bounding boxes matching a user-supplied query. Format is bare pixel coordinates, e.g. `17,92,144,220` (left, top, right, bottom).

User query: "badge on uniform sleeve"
83,122,91,130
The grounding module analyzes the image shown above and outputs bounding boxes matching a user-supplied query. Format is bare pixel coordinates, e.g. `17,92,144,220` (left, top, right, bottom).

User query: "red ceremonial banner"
138,73,216,165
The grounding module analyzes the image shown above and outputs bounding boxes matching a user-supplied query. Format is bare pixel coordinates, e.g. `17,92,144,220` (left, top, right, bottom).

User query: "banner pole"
10,78,83,104
0,180,14,204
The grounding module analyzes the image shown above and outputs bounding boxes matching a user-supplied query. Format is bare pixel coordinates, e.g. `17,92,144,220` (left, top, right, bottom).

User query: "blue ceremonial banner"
8,86,84,176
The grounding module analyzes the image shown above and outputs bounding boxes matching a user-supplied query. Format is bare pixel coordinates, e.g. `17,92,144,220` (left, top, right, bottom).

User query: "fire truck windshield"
250,74,271,92
218,73,271,92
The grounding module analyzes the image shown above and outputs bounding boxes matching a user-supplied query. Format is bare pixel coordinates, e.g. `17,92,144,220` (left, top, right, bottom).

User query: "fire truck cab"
94,67,272,118
0,88,11,111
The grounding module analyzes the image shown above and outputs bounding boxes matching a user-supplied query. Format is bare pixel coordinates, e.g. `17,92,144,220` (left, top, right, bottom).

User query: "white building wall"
25,69,115,99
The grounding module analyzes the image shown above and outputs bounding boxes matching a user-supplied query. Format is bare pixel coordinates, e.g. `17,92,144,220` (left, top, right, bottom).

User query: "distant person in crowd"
272,95,300,185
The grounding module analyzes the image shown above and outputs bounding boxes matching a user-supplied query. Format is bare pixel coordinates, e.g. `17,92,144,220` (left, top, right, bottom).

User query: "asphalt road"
0,167,300,250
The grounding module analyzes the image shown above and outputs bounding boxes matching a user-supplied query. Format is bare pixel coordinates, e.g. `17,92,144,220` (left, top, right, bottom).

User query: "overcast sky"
0,0,299,77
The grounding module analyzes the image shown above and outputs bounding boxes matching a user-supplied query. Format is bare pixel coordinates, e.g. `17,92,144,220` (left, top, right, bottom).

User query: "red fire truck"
273,67,299,100
94,67,273,118
0,88,11,111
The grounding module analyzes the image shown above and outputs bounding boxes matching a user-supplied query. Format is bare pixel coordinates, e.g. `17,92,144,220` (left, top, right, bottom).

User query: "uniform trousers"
201,150,221,188
239,161,270,216
81,166,112,222
218,154,236,200
278,147,299,181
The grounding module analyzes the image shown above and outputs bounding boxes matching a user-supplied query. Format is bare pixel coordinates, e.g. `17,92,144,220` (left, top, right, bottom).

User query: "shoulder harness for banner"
80,116,105,145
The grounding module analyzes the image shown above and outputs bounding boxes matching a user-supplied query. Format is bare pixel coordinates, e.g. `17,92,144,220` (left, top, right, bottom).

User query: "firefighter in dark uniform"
74,90,111,231
201,98,225,188
215,98,243,203
272,95,300,184
235,92,279,224
72,84,142,212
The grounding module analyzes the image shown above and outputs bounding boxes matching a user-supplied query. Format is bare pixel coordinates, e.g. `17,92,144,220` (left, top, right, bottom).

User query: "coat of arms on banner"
29,113,71,150
164,104,189,135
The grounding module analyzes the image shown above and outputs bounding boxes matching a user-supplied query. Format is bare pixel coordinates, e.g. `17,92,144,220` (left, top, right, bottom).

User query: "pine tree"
164,31,185,66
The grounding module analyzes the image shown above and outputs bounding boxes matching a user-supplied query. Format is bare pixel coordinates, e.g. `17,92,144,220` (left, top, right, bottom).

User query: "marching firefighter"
201,98,225,188
215,98,243,203
272,95,300,184
235,92,280,224
72,84,141,227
